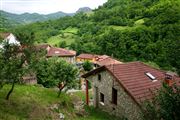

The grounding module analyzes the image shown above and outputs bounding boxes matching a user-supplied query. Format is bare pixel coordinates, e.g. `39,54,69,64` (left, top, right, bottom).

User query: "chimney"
164,72,175,86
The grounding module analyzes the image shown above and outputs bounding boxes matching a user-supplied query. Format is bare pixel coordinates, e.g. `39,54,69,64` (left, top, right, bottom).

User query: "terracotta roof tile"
96,57,123,66
47,47,76,57
83,61,180,104
77,53,98,59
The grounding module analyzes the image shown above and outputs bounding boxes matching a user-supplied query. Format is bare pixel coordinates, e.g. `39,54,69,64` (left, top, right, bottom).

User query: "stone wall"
22,76,37,85
87,70,142,120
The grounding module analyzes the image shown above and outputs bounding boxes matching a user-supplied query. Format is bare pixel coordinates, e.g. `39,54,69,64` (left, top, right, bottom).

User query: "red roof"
96,57,123,66
47,47,76,57
77,53,98,59
82,61,180,104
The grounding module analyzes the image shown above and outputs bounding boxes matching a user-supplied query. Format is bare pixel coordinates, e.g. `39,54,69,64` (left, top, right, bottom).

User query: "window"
112,88,117,105
145,72,157,82
98,74,101,81
100,93,104,103
145,72,155,80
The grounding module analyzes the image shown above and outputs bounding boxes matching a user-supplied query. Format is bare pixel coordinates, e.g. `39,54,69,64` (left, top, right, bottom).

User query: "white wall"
0,33,20,49
5,33,20,45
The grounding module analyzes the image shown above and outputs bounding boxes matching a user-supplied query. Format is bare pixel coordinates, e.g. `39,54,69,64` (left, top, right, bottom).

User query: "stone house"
82,61,180,120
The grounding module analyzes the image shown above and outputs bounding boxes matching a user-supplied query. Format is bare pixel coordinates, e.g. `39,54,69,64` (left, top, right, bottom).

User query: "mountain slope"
0,10,73,25
76,7,92,13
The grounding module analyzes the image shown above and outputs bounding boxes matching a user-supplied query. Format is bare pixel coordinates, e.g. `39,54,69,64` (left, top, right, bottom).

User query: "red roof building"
46,47,76,63
82,61,180,119
76,53,99,62
47,47,76,57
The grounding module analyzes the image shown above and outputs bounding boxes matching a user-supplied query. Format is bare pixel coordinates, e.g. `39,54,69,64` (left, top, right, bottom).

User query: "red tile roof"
96,57,123,66
97,55,109,60
47,47,76,57
77,53,98,59
82,61,180,104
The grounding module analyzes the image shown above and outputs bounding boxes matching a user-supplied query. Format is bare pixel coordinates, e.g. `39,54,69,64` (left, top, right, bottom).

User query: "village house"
0,32,20,48
35,44,76,63
76,53,99,63
76,53,122,66
82,61,180,120
46,47,76,63
79,54,123,90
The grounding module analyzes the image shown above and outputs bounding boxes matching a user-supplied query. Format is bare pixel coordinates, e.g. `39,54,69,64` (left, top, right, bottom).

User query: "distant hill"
0,7,91,30
76,7,92,13
0,10,74,25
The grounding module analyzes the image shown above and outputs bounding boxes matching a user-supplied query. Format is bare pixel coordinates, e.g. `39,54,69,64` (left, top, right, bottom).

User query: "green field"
0,84,122,120
47,27,79,46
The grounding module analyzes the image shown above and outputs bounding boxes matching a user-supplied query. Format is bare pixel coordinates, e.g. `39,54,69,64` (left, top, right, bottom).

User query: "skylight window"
145,72,156,80
55,51,60,54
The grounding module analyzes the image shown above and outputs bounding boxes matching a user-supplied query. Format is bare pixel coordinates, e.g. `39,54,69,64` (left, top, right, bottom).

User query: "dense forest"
2,0,180,74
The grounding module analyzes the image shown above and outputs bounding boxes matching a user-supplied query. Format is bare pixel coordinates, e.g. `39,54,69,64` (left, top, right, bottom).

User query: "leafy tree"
59,41,67,48
82,60,93,71
142,83,180,120
34,57,79,97
0,43,26,100
0,30,36,100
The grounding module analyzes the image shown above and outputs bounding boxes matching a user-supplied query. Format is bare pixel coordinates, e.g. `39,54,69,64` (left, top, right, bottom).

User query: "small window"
55,51,60,54
100,93,104,103
145,72,157,82
112,88,117,105
98,74,101,81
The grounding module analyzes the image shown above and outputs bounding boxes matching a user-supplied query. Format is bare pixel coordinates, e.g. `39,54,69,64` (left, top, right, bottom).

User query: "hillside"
0,7,92,30
46,27,78,47
0,85,121,120
12,0,180,75
0,10,73,25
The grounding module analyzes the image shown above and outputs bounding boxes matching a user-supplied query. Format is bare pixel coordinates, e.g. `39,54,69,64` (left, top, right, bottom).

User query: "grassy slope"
0,85,121,120
47,27,78,46
110,19,145,31
0,84,70,120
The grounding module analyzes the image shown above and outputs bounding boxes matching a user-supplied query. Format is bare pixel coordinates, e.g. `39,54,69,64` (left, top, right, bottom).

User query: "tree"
82,60,93,71
0,30,36,100
0,43,26,100
142,83,180,120
59,41,67,48
34,57,79,97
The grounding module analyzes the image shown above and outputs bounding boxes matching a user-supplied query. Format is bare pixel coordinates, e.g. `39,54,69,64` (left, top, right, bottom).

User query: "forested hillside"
11,0,180,74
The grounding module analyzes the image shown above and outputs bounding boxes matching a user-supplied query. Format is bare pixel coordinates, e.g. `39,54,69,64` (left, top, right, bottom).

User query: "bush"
142,83,180,120
82,61,93,71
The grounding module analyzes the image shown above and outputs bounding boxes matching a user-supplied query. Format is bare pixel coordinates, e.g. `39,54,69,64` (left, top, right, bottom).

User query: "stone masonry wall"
87,70,142,120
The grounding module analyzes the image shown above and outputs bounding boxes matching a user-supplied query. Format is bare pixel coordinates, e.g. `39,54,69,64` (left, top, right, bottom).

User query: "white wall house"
0,33,20,49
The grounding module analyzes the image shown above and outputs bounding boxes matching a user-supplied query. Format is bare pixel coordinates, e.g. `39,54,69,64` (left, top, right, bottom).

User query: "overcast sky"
0,0,107,14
